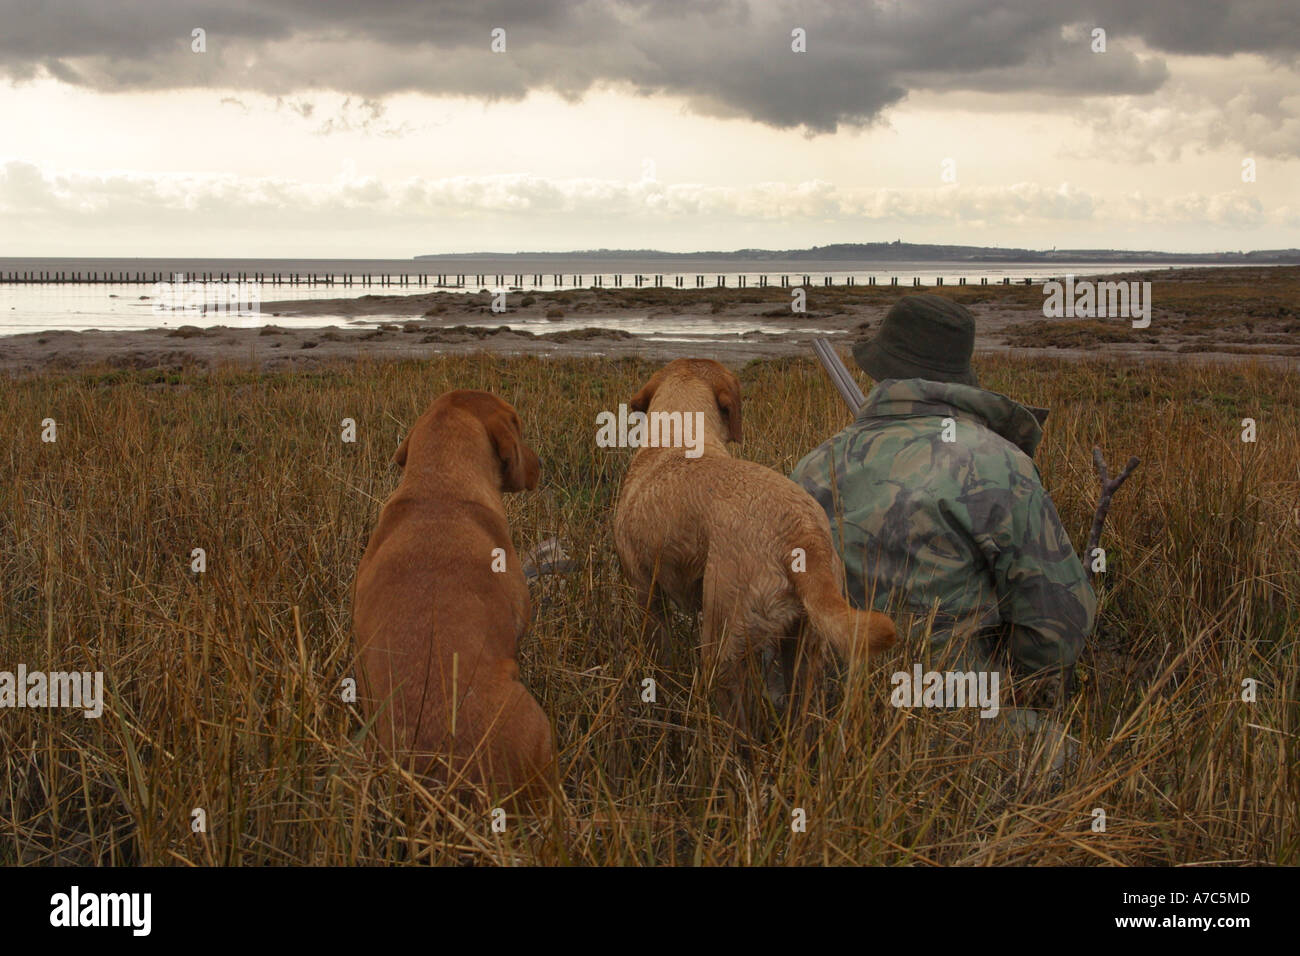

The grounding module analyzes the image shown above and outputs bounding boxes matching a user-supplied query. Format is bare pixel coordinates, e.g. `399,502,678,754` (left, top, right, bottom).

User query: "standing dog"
353,390,555,807
613,359,896,732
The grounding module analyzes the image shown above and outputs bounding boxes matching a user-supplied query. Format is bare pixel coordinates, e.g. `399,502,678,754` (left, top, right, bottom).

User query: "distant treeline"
416,242,1300,264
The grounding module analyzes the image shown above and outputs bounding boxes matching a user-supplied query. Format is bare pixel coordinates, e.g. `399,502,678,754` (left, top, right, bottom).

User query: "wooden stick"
1054,448,1140,707
1085,446,1141,584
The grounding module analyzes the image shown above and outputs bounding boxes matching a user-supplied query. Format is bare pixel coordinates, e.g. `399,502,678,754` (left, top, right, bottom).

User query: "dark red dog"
353,390,554,808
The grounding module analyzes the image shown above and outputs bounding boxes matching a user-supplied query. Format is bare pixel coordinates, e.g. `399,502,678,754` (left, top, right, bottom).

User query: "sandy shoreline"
2,267,1297,374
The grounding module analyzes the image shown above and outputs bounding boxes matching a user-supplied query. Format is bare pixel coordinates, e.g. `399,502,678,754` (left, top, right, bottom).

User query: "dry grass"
1,352,1297,866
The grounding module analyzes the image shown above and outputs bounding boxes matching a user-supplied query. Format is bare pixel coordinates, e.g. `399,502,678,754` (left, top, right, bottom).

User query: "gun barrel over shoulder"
813,337,867,415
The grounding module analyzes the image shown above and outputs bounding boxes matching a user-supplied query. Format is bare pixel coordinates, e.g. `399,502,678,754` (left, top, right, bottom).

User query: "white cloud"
1,160,1288,239
1075,54,1300,161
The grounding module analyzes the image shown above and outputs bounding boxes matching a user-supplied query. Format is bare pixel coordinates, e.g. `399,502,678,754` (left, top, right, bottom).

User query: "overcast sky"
1,0,1297,257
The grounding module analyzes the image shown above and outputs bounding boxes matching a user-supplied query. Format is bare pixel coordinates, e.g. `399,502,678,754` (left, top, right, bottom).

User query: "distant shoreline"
6,262,1279,339
414,241,1300,265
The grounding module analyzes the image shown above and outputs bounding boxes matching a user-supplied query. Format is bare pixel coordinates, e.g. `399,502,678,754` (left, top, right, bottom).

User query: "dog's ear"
487,410,539,492
392,430,410,468
629,368,667,414
714,373,743,444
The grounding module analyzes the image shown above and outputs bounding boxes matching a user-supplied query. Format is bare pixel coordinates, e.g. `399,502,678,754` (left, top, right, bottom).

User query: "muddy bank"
2,267,1297,374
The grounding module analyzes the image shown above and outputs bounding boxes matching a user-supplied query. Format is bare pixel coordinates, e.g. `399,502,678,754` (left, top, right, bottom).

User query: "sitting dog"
612,359,896,732
353,389,555,808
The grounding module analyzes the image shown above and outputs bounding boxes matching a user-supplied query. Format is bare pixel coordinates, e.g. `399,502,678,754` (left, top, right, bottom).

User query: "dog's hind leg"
630,577,678,668
778,624,827,750
700,559,755,743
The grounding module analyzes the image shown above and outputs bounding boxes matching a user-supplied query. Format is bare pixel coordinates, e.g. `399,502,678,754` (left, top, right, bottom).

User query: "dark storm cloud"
1088,0,1300,57
0,0,1295,132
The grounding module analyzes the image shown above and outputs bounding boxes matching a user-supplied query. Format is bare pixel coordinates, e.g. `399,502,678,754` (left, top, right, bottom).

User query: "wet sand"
2,267,1296,374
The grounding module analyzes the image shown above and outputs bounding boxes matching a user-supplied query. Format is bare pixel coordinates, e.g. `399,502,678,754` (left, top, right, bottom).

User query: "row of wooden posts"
0,272,1038,288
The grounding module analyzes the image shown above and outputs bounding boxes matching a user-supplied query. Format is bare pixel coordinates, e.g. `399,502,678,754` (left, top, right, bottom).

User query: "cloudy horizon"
1,0,1297,258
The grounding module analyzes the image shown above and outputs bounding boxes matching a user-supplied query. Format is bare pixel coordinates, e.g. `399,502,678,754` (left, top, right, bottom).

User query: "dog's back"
355,493,538,762
618,434,894,660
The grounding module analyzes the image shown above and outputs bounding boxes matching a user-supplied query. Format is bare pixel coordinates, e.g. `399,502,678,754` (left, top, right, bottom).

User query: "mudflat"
1,266,1295,374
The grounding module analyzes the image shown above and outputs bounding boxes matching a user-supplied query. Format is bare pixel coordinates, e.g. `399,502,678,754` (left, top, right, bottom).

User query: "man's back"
791,377,1096,676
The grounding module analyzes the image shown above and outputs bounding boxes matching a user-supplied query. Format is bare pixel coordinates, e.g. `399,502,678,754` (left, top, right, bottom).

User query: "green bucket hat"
852,293,979,387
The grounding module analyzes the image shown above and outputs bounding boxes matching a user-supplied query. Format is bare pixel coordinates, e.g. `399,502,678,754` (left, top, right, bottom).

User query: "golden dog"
353,390,554,808
612,359,896,731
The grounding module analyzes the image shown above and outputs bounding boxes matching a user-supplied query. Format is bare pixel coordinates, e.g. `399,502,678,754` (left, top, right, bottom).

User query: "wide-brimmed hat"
852,294,979,386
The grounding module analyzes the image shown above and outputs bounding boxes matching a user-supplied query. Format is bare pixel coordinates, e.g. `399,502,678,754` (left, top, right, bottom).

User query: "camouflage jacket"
790,378,1096,675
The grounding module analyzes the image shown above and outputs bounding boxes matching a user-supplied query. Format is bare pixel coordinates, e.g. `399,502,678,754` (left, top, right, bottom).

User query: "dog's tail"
787,537,896,662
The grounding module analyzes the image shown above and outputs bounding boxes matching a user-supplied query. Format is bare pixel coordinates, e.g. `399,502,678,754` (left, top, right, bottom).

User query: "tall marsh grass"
1,353,1296,865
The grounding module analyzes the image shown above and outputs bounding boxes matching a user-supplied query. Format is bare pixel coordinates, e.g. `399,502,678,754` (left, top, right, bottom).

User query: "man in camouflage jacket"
791,295,1096,697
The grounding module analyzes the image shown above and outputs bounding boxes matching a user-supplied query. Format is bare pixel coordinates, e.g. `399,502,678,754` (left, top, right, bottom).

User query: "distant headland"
416,242,1300,264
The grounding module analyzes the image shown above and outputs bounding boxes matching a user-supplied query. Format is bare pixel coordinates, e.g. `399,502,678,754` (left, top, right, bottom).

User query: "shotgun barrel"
813,337,866,415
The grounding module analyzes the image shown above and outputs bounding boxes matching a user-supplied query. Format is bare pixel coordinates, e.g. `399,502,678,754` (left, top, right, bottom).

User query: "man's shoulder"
803,409,1037,471
791,407,1046,512
860,378,1046,459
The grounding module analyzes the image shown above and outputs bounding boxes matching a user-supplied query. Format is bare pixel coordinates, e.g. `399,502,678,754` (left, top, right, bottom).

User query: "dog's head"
629,358,743,444
393,389,541,493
